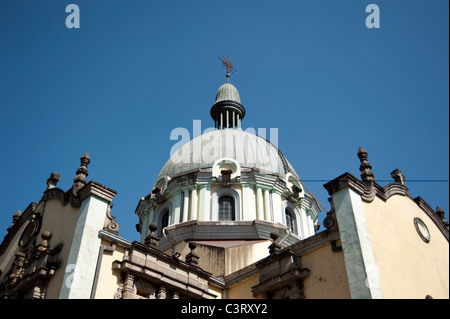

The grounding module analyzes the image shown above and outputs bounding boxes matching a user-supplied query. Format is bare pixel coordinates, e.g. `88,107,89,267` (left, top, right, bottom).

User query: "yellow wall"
41,199,80,299
228,274,260,299
302,242,351,299
92,240,125,299
362,195,449,299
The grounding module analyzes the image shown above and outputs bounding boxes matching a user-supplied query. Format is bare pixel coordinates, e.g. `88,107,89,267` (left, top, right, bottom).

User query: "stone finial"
391,169,406,185
185,242,199,265
436,206,445,219
72,152,90,195
357,147,375,182
268,231,281,255
145,222,159,248
435,207,449,229
7,210,22,232
46,172,61,190
12,210,21,223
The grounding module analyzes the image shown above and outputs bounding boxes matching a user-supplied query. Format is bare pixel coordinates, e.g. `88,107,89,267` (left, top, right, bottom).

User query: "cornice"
324,172,449,242
77,180,117,203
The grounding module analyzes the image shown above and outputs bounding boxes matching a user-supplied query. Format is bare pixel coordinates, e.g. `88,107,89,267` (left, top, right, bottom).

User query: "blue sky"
0,0,448,242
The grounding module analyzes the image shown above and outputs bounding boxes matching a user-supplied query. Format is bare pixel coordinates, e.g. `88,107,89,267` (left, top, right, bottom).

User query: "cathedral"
0,69,448,300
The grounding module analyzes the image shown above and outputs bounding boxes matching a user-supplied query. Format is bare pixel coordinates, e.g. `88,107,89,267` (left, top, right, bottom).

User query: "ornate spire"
211,57,245,130
357,147,375,182
72,152,90,195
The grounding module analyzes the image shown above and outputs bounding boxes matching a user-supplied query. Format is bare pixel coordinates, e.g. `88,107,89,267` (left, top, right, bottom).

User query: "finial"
357,147,375,182
145,222,160,248
268,232,281,255
219,56,236,83
436,206,445,219
72,152,90,195
46,172,61,190
391,169,406,185
7,210,22,232
185,241,200,265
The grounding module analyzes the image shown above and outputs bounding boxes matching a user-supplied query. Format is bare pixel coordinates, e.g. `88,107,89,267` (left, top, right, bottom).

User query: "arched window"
285,208,297,234
161,209,169,230
218,195,235,221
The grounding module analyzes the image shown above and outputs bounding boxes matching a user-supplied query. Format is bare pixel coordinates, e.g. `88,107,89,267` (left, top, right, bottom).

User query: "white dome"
157,129,299,180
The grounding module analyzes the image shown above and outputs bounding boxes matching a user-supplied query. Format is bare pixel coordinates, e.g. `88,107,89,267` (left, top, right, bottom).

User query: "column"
226,110,229,128
300,208,308,238
190,186,198,220
140,211,149,243
172,191,182,225
271,191,283,224
198,184,211,221
182,189,190,223
306,213,314,236
256,187,264,220
263,189,271,221
122,273,135,299
232,111,235,128
242,184,256,220
220,113,223,130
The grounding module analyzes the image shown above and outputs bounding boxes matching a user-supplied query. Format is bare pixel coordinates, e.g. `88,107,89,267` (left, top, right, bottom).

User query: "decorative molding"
111,241,216,299
252,249,309,299
77,180,117,203
414,197,449,242
323,172,410,203
324,172,449,242
0,203,38,256
0,230,60,299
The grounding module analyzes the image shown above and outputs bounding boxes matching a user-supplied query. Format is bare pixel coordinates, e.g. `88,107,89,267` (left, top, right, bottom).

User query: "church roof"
156,129,299,180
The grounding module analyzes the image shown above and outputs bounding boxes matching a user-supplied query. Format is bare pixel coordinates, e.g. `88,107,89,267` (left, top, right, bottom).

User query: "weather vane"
219,56,236,82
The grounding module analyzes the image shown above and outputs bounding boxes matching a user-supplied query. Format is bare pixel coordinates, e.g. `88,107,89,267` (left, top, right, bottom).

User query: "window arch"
161,209,170,229
154,201,172,235
285,208,297,234
282,201,302,237
219,195,235,221
211,188,241,221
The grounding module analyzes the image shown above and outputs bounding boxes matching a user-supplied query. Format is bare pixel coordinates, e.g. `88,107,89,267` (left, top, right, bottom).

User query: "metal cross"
219,56,236,73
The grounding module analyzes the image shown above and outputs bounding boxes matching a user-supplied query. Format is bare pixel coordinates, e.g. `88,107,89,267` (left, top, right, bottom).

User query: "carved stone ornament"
104,203,120,235
19,214,41,247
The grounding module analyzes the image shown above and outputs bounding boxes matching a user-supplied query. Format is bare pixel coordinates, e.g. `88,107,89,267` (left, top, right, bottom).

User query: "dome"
214,83,241,104
156,129,299,181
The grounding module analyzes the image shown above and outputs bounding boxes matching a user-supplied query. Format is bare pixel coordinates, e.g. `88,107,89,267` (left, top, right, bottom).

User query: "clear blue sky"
1,0,448,242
